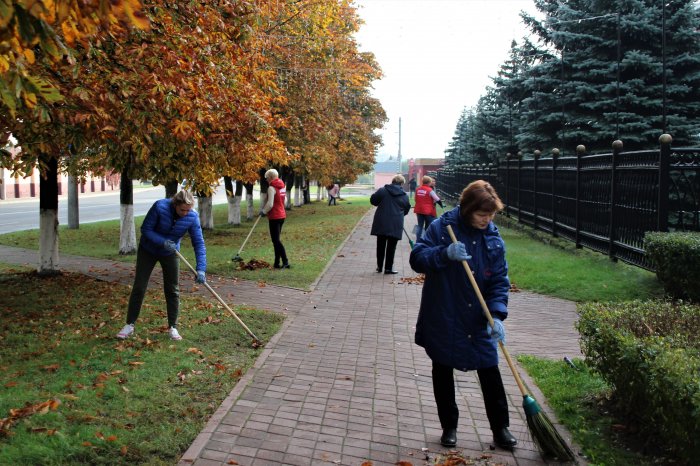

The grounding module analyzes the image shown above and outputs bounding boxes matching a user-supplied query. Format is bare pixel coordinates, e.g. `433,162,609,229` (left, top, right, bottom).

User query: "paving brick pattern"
0,208,583,465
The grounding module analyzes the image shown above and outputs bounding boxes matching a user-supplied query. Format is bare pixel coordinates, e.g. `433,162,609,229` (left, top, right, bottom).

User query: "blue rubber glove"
163,240,177,252
487,318,506,343
195,271,206,284
446,242,471,261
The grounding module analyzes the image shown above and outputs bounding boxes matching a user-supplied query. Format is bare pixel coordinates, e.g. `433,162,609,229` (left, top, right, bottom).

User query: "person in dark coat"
370,174,411,274
117,190,207,341
409,180,516,450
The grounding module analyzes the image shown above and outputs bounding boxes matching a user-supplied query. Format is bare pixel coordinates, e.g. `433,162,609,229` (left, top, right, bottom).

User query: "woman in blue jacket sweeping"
409,180,516,450
116,190,207,341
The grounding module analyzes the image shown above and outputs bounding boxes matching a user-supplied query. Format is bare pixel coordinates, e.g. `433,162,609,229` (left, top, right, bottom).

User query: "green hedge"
644,231,700,302
577,300,700,463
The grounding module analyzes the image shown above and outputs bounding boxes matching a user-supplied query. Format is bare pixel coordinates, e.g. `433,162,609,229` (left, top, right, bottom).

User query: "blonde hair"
392,174,405,185
422,175,432,185
172,190,195,206
265,169,279,180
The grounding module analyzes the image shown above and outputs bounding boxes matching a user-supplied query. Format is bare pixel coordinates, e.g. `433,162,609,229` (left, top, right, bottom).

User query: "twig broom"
446,225,575,461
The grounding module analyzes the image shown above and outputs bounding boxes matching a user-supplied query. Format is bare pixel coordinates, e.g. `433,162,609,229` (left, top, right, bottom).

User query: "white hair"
265,169,279,180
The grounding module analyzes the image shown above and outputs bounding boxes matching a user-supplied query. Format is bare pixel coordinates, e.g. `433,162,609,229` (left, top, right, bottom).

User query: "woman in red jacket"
260,169,290,269
414,176,443,240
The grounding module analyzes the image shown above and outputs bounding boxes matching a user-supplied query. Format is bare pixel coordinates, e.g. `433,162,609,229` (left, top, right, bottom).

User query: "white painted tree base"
39,209,59,275
199,196,213,229
228,195,242,225
246,193,254,220
119,204,137,255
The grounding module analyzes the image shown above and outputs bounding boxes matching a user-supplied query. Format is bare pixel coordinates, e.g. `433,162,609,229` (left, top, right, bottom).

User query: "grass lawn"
0,263,284,465
0,199,672,465
0,197,372,290
500,225,664,303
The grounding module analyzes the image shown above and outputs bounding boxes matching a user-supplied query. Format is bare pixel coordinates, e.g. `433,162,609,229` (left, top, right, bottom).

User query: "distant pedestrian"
370,174,411,274
409,176,417,198
328,183,340,206
117,190,207,341
413,175,444,240
409,180,516,450
260,169,290,269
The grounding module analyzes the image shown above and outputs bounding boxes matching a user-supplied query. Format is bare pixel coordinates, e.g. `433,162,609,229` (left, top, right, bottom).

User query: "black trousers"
127,245,180,328
432,361,509,431
376,235,398,271
268,218,288,266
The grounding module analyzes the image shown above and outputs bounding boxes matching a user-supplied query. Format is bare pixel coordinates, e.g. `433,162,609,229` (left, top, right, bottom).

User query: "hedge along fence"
645,231,700,302
577,300,700,463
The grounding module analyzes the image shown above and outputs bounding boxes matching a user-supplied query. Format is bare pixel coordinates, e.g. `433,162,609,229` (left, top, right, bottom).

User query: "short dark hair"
459,180,504,218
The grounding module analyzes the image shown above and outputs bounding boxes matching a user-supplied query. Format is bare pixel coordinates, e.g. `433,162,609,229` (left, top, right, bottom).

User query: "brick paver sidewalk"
177,210,582,466
0,208,582,465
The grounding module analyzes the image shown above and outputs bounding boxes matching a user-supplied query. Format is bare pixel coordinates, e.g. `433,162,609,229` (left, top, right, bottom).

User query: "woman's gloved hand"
164,240,177,252
487,318,506,343
446,242,471,261
195,271,206,284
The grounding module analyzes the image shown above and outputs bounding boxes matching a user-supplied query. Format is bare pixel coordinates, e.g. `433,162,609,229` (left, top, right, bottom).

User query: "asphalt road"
0,185,229,235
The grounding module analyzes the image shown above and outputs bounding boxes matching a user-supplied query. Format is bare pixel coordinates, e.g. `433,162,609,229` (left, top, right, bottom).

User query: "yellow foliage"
0,55,9,73
22,48,35,64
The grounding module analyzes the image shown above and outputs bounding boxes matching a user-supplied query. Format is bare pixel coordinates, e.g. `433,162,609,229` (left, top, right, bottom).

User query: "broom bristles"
523,395,576,462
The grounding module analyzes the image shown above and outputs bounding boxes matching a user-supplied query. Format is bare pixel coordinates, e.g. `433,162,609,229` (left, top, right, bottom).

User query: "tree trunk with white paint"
119,170,137,255
294,174,302,207
245,182,254,220
38,156,60,275
198,195,213,229
67,175,79,229
224,177,242,225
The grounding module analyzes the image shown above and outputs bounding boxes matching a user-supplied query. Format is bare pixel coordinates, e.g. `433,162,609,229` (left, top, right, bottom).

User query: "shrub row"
644,231,700,302
577,300,700,463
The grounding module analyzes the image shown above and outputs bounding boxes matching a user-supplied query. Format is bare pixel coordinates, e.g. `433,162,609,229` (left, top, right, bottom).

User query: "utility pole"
397,117,402,174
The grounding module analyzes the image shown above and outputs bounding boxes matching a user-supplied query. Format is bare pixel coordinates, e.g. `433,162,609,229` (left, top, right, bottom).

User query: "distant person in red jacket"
414,176,444,240
260,169,290,269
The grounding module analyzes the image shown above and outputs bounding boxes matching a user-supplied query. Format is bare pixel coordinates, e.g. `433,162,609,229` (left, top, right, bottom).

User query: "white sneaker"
116,324,134,339
169,327,182,341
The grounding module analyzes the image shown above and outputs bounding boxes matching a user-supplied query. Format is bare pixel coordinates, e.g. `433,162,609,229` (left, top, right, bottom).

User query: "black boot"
440,428,457,447
492,427,517,449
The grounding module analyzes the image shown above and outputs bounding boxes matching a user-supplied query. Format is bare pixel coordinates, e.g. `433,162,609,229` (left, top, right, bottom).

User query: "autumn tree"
0,0,146,273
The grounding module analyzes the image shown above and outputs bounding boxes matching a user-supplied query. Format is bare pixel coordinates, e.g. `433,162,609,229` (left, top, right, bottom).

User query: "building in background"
0,146,119,201
408,158,444,184
372,159,403,189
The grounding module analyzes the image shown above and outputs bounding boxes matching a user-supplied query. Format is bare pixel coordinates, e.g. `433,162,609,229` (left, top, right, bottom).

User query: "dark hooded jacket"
409,207,509,370
370,183,411,239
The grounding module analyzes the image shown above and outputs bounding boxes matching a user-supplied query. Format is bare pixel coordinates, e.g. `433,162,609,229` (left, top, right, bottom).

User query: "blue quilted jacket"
410,207,509,371
139,199,207,272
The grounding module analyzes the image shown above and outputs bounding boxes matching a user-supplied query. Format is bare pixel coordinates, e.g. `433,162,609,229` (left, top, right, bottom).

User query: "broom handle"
446,225,529,397
175,250,260,342
236,215,262,256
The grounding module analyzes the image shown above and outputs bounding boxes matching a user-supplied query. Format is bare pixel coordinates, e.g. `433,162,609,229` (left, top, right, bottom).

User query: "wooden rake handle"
236,214,262,257
174,250,261,343
445,224,528,397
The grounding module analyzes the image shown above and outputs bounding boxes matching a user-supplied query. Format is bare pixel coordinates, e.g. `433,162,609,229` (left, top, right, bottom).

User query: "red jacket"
414,184,437,217
268,178,287,220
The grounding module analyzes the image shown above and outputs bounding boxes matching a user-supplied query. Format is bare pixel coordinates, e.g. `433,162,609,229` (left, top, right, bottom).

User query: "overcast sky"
353,0,540,161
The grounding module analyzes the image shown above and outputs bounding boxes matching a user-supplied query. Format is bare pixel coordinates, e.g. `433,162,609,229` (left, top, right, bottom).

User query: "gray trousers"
126,245,180,328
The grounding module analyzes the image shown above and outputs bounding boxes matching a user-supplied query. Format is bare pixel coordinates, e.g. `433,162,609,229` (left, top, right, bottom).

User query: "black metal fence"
432,136,700,271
